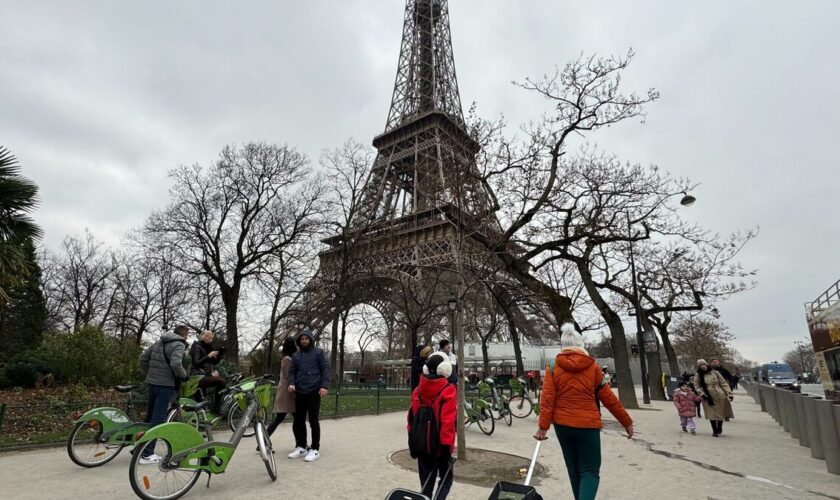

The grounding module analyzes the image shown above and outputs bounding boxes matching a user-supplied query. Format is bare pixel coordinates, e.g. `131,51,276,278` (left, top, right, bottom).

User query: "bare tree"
784,342,816,377
470,51,659,335
142,143,323,363
670,315,735,368
316,140,375,378
44,230,115,331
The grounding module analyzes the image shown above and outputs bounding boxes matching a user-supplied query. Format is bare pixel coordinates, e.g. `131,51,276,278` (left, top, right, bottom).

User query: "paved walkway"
0,389,838,499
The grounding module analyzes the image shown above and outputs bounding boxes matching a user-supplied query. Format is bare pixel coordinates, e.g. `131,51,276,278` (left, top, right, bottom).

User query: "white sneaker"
139,454,162,465
287,447,307,459
304,449,320,462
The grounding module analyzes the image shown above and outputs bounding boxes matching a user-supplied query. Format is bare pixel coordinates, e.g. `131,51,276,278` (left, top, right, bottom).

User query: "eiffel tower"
295,0,531,351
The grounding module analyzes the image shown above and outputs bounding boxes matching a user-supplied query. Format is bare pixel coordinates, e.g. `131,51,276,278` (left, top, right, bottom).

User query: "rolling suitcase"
487,440,544,500
385,458,456,500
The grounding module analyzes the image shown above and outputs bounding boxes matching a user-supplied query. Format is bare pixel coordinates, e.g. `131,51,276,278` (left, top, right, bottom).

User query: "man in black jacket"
190,330,224,414
287,328,330,462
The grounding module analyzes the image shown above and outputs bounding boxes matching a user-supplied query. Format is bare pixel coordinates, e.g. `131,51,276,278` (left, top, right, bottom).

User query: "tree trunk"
221,288,240,367
481,337,490,376
338,312,348,390
330,317,339,386
641,315,666,401
359,351,366,381
657,325,681,375
577,262,639,409
498,297,525,375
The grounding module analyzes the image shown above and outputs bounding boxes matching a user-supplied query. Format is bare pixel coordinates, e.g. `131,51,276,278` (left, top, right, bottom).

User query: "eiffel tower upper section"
384,0,465,133
351,0,491,230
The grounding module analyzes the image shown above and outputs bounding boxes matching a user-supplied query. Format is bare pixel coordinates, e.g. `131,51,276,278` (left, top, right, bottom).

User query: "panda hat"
423,351,453,379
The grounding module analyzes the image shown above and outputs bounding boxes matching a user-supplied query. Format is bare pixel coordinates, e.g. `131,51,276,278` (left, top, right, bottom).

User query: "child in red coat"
673,381,703,434
406,351,457,499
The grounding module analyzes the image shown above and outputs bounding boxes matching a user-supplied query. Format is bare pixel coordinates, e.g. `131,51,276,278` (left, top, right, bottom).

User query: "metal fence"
741,380,840,475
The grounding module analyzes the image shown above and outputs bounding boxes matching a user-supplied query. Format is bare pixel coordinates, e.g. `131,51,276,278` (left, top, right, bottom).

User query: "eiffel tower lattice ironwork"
292,0,531,349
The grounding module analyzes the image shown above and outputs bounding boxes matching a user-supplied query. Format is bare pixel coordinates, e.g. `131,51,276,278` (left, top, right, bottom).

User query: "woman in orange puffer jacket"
534,327,634,500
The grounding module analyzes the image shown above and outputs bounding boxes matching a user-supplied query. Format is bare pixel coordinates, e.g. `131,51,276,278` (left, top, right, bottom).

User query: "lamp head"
680,192,696,207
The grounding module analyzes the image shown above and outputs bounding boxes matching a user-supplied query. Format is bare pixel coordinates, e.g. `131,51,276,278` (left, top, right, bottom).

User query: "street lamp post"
448,293,457,354
627,192,696,405
794,340,806,379
626,211,651,405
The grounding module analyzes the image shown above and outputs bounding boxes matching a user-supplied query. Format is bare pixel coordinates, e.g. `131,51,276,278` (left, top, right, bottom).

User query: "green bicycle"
128,375,277,500
481,377,513,427
508,376,540,419
67,385,181,468
464,397,495,435
165,373,261,436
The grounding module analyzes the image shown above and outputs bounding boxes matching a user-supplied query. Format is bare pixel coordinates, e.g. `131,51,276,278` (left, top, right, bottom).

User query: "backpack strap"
161,337,186,386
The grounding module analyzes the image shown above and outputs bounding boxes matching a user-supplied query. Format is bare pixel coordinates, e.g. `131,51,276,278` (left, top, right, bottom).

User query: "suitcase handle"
524,440,541,486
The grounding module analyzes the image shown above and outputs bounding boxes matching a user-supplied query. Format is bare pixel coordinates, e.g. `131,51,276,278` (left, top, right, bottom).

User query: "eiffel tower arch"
289,0,549,358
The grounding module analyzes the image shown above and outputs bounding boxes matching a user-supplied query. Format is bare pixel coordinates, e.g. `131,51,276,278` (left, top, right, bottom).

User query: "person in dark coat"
288,328,330,462
410,345,432,390
189,330,225,414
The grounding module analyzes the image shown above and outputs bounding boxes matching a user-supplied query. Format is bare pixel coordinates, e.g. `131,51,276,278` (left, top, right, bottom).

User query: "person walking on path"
287,328,330,462
672,381,702,434
410,345,432,390
189,330,225,414
267,337,297,438
696,359,733,437
534,331,634,500
138,325,189,463
407,352,457,500
709,358,735,421
688,375,702,418
439,339,459,385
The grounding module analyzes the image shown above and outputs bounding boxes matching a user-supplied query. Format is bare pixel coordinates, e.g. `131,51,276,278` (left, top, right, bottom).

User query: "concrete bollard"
802,395,824,460
758,384,767,412
769,387,780,423
785,390,800,439
815,400,840,474
794,393,810,447
778,389,791,433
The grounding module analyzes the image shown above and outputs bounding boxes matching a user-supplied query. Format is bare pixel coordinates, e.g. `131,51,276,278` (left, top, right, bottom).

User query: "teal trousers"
554,424,601,500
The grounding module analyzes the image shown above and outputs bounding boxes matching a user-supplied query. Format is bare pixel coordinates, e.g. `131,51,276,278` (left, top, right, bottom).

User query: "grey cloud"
2,0,838,361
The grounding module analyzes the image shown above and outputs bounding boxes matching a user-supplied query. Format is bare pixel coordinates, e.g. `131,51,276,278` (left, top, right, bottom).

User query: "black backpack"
408,384,450,459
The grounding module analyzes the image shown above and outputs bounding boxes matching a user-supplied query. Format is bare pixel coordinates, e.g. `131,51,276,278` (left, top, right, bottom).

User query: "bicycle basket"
509,378,525,395
255,382,272,409
180,376,203,398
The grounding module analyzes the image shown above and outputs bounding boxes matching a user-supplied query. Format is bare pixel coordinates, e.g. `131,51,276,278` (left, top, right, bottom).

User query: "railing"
805,277,840,322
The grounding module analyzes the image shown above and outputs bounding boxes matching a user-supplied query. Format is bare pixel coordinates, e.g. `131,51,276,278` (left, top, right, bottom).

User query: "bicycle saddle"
114,385,139,393
182,401,212,412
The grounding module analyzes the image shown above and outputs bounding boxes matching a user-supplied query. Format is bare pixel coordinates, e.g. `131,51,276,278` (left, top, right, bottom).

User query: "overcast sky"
2,0,838,363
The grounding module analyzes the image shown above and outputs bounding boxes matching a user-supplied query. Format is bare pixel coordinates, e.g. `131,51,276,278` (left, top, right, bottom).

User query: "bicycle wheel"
502,407,512,427
67,419,124,467
228,404,256,437
255,420,277,481
477,408,495,435
508,395,532,419
129,438,200,500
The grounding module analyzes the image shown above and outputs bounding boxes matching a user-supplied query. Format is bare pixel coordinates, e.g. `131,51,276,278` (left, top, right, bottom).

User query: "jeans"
418,455,453,500
142,384,176,458
293,391,321,450
554,424,601,500
680,416,696,431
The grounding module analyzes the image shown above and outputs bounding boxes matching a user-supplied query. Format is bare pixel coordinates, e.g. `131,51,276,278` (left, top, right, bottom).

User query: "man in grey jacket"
287,328,330,462
138,325,189,463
